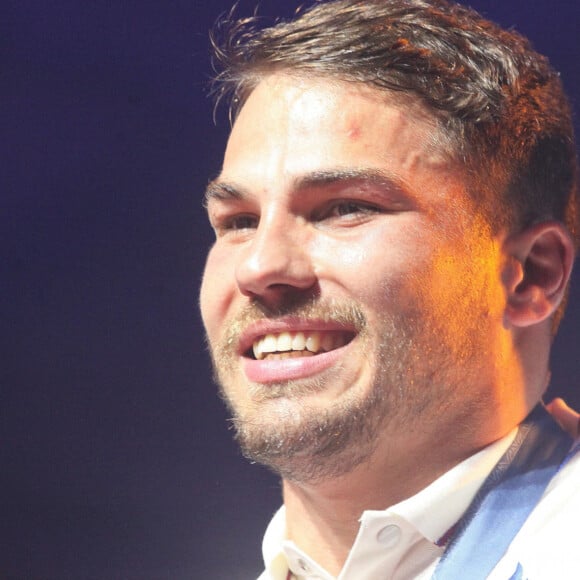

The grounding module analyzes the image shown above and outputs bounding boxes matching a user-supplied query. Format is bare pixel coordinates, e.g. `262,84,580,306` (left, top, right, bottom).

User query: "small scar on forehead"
346,123,362,140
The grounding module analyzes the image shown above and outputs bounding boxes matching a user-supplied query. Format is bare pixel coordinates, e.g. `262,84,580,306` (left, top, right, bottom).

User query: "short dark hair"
210,0,578,250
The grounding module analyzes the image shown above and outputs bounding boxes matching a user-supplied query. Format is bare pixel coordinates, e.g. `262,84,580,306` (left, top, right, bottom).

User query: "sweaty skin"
547,398,580,437
200,75,556,575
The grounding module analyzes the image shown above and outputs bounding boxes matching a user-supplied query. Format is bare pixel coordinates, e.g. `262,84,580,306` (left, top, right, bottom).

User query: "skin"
200,74,574,575
547,398,580,438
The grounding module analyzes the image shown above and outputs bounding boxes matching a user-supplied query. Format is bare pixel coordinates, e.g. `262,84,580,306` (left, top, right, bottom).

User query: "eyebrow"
203,167,410,206
295,168,408,194
203,180,245,207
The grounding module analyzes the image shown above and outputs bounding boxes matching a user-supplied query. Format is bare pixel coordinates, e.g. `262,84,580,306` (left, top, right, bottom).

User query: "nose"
235,216,317,306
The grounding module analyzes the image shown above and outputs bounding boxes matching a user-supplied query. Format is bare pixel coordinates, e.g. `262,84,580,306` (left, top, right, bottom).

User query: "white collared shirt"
258,430,518,580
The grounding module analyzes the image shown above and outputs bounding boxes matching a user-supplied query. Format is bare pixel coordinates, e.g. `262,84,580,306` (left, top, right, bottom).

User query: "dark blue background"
1,1,578,578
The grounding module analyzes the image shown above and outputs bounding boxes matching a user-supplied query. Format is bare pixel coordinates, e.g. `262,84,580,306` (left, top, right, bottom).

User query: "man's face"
200,75,506,481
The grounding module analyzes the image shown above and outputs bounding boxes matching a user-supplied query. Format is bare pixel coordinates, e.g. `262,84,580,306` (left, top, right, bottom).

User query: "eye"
319,200,382,221
226,214,259,230
331,201,378,216
212,213,259,237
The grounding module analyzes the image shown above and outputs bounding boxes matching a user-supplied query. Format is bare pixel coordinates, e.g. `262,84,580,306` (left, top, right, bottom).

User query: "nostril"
234,229,317,298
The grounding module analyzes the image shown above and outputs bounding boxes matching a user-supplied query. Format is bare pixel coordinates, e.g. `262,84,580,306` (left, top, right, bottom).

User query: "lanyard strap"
433,405,573,579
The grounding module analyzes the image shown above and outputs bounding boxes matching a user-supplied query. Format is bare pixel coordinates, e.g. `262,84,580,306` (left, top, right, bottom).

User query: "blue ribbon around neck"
432,405,573,580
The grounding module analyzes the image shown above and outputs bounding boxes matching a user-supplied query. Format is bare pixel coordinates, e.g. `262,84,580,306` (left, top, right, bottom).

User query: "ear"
503,221,575,328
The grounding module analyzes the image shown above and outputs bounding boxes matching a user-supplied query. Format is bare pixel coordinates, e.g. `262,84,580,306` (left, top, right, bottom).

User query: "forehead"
216,74,476,224
223,74,455,187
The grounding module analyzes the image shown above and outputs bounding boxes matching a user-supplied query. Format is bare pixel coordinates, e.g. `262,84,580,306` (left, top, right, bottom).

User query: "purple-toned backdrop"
1,1,578,578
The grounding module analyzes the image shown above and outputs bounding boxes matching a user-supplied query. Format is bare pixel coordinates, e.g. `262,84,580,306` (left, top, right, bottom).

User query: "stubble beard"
209,296,470,484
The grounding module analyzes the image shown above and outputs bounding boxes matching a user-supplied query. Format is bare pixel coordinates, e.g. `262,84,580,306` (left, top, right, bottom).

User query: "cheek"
311,224,429,303
199,246,235,338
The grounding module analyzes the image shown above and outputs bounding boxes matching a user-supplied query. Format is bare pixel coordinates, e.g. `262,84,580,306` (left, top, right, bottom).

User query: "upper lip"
237,317,357,356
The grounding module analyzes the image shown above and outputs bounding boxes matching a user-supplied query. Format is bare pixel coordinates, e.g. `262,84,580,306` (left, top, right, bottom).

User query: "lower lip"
242,344,350,383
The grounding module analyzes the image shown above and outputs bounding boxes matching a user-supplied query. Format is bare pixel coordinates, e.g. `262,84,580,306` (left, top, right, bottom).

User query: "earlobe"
503,221,575,328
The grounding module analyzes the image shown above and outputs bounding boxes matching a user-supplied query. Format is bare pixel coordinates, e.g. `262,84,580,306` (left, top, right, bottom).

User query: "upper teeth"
252,331,346,360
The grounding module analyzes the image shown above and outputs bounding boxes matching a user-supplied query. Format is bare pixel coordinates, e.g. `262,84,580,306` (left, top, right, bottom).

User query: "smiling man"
200,1,580,578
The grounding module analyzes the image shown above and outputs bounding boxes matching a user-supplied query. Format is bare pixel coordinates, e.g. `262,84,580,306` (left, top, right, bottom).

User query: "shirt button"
297,558,311,573
376,524,402,548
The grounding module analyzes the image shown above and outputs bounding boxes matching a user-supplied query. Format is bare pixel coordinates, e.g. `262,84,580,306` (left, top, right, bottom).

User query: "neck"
281,404,523,576
281,446,455,574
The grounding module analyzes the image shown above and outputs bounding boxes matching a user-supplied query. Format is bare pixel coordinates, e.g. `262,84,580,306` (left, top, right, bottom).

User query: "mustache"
218,296,367,352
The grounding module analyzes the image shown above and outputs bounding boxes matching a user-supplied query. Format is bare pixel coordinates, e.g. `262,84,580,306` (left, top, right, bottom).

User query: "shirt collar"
262,506,290,580
261,427,517,578
367,427,517,544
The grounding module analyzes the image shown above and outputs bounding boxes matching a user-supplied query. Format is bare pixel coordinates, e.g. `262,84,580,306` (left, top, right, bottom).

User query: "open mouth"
249,331,355,360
